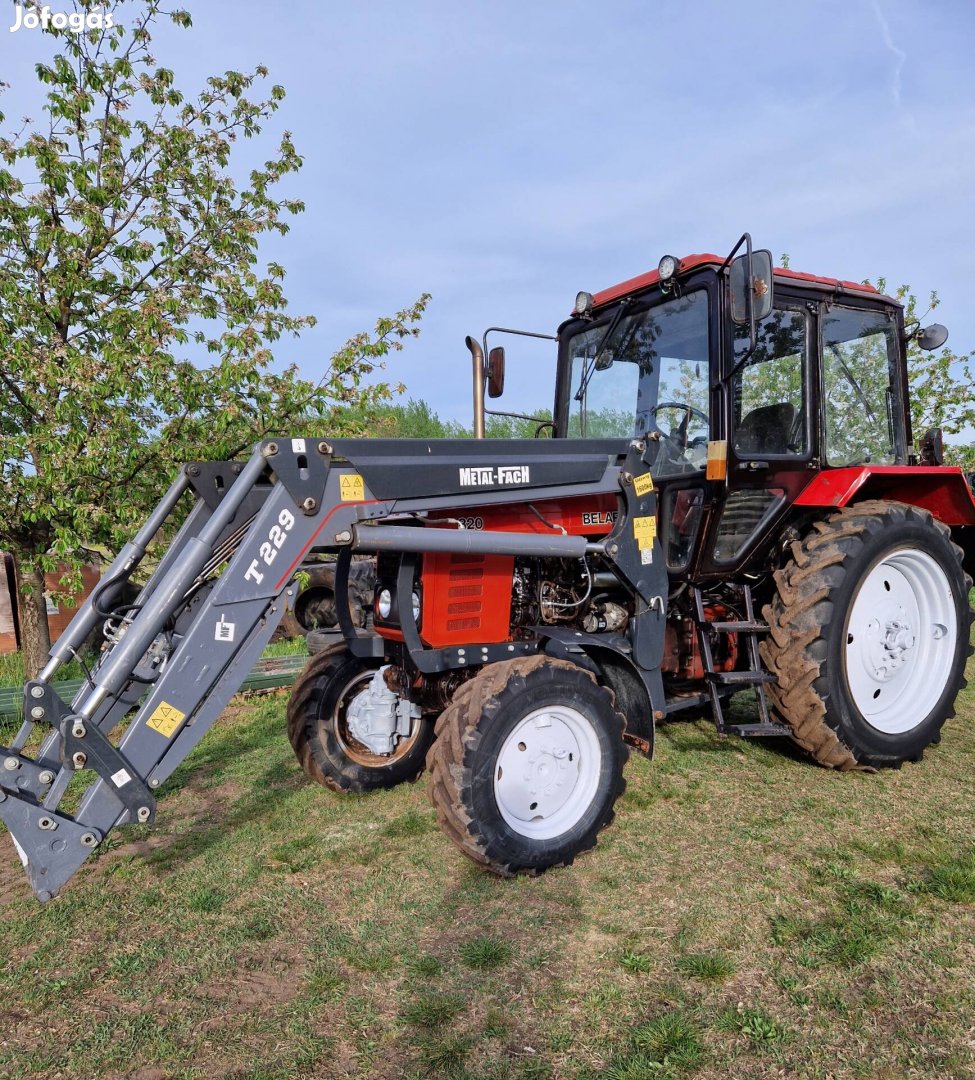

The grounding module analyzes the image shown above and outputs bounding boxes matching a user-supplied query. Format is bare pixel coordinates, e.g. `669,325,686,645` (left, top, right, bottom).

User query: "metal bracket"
0,792,102,903
22,680,73,729
0,748,57,801
60,716,156,824
261,438,332,515
185,460,249,510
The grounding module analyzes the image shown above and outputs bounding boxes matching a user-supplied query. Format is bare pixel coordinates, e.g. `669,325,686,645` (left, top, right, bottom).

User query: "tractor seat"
735,402,797,455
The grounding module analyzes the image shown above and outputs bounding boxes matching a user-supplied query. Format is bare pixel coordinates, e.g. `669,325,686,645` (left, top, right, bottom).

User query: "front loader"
4,234,974,901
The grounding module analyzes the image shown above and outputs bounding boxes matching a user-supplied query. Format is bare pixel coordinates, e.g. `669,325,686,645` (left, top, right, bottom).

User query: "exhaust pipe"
466,335,485,439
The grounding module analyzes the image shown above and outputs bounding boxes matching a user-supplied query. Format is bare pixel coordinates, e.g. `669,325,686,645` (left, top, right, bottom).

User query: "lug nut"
38,771,55,785
302,497,317,512
30,706,45,720
4,757,19,772
80,833,98,848
30,685,44,699
38,816,56,831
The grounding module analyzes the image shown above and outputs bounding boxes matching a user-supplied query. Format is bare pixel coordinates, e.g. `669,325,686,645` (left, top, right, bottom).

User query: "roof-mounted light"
657,255,680,283
573,290,594,318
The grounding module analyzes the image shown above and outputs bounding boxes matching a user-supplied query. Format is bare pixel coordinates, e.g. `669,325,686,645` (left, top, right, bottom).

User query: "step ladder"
691,585,789,738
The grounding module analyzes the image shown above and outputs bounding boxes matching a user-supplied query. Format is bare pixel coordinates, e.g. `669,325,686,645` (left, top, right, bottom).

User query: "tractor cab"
544,236,918,581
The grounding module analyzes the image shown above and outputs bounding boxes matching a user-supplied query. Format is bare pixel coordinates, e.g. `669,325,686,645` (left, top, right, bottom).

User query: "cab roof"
590,253,885,310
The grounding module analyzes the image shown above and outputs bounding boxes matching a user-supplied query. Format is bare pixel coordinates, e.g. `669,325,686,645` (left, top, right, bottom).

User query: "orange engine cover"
419,552,515,647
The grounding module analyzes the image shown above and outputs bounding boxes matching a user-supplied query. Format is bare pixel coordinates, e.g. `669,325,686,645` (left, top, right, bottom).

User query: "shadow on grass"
655,716,807,766
125,698,337,874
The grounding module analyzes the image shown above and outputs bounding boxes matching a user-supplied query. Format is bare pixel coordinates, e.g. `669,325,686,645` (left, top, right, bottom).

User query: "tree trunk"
15,558,51,680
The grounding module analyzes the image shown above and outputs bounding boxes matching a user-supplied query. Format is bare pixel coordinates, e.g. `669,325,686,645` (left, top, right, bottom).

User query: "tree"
0,1,427,677
878,281,975,453
370,398,553,439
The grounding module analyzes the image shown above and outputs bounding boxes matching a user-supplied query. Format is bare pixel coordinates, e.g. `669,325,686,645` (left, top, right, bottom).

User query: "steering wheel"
648,401,709,471
650,401,708,443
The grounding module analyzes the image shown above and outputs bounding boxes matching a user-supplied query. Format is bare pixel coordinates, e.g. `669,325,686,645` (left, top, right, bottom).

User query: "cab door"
699,300,814,574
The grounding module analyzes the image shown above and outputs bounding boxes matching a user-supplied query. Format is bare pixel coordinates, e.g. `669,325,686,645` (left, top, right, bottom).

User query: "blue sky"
3,0,974,425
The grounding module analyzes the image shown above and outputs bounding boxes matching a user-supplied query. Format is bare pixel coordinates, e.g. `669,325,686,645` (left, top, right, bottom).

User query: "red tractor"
4,235,974,899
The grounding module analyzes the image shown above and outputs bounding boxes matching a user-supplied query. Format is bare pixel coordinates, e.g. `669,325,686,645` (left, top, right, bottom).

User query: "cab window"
732,307,807,457
565,289,710,477
822,307,899,465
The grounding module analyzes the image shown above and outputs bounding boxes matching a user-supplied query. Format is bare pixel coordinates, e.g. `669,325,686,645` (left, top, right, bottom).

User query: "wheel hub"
493,705,601,840
861,610,916,680
519,739,576,814
844,548,958,734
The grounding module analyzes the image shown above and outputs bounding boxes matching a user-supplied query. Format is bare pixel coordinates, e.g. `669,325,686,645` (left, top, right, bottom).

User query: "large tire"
761,500,973,770
287,644,434,793
427,656,628,875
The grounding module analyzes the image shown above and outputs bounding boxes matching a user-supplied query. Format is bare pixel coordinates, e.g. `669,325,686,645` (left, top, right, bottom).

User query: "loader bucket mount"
0,436,667,900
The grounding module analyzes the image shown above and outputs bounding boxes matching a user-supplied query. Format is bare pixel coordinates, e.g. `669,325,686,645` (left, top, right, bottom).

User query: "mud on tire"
287,643,434,793
761,500,973,770
427,656,628,876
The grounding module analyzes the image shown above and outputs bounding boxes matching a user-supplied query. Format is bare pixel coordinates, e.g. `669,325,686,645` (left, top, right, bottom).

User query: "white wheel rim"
493,705,602,840
844,547,957,734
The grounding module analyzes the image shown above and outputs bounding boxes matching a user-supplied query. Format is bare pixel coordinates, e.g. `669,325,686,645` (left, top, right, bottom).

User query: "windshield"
565,289,710,473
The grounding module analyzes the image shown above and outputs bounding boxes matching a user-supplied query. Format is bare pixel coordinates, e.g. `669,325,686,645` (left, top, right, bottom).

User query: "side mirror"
730,248,773,325
917,323,949,351
487,346,505,398
919,426,945,466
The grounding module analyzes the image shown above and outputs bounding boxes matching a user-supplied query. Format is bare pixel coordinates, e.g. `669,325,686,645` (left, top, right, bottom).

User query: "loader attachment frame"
1,436,666,900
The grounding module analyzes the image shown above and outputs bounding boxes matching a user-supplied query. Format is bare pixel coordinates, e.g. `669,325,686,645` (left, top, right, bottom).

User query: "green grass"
716,1005,791,1045
0,636,307,689
2,654,975,1078
674,951,736,982
459,936,513,970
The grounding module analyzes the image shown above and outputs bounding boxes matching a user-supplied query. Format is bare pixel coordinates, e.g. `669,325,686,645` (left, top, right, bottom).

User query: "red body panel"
376,494,621,647
795,466,975,526
427,495,619,538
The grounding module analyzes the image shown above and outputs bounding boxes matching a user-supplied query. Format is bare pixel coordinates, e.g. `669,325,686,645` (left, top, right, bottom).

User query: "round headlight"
658,255,679,282
573,290,594,317
376,588,392,620
411,591,421,622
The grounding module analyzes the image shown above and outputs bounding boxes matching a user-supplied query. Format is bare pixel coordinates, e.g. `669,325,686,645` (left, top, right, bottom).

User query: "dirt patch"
201,942,306,1012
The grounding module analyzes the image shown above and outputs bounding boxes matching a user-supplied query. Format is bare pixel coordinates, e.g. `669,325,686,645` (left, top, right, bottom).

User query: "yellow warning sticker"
145,701,186,739
339,473,365,501
633,472,654,496
633,515,657,550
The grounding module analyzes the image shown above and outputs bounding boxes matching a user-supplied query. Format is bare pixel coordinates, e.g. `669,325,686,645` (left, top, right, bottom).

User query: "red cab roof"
590,254,881,310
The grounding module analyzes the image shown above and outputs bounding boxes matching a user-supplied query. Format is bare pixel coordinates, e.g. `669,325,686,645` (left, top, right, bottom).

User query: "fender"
794,466,975,526
537,627,657,759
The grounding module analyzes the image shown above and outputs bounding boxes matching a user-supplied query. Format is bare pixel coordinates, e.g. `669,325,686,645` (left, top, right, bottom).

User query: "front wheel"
761,501,973,769
427,656,628,875
287,644,434,792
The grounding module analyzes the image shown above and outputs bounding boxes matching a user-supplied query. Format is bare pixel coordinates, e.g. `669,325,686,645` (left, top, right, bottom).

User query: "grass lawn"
2,656,975,1078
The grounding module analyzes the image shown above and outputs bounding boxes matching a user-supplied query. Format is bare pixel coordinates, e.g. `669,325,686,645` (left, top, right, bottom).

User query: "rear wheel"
427,656,628,875
761,501,973,769
287,644,434,792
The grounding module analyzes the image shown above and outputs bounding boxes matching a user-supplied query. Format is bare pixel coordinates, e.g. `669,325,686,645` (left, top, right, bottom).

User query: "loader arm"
1,435,666,900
